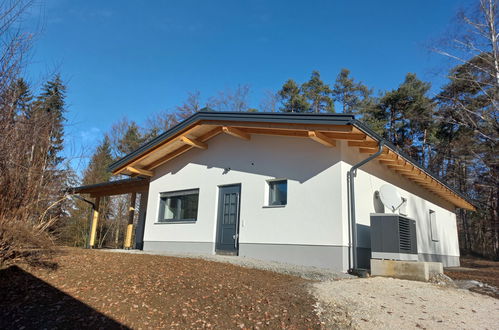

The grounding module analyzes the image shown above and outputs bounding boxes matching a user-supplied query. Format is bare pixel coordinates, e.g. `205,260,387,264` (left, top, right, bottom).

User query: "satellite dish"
378,184,405,213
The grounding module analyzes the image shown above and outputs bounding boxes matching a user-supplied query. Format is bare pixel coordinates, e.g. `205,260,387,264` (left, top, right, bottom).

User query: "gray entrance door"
216,184,241,253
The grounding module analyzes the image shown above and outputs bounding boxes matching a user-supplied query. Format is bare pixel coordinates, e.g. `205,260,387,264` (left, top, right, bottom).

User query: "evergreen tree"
34,74,67,167
11,78,33,119
332,68,372,115
117,121,147,156
301,71,334,113
83,135,114,185
278,79,309,113
377,73,435,162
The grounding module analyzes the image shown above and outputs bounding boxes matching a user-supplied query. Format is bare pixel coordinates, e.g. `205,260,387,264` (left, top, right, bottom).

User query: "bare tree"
259,90,279,112
207,84,251,112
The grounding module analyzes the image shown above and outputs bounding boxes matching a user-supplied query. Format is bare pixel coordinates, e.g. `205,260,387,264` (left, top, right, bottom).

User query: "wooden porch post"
89,196,101,248
124,192,136,249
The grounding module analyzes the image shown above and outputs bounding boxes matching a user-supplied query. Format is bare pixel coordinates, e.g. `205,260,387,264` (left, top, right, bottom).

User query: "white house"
84,112,474,272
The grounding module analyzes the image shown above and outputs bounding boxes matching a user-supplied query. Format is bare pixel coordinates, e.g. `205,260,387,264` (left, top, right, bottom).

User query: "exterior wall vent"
370,213,418,261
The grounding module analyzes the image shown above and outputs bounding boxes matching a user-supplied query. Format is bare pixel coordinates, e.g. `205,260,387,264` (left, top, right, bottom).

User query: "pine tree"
301,71,334,113
34,74,67,167
377,73,434,162
278,79,309,113
332,68,372,115
83,135,114,185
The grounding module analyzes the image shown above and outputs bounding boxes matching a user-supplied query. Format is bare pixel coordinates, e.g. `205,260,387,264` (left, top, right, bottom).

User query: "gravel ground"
105,249,353,281
313,277,499,329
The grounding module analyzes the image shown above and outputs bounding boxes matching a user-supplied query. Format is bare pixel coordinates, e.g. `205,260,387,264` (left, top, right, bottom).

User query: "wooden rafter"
126,166,154,177
222,126,251,141
348,140,378,148
308,131,336,147
180,136,208,149
144,127,222,170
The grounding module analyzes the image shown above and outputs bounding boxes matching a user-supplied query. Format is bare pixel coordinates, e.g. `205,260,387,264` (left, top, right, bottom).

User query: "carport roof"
107,111,475,211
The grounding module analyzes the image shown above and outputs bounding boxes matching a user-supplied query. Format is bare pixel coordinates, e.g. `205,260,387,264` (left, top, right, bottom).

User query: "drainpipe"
347,141,384,275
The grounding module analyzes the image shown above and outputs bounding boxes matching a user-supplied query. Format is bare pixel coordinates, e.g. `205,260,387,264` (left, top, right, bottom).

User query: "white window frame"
429,210,439,242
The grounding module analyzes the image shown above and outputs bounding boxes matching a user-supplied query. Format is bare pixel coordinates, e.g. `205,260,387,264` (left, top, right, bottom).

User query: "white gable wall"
143,133,349,270
339,141,460,267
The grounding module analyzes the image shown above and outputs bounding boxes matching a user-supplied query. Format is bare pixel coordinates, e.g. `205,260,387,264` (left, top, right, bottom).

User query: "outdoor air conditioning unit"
370,213,418,261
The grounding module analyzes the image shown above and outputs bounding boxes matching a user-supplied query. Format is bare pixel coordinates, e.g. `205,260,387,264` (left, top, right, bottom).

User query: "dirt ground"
445,257,499,299
0,248,321,329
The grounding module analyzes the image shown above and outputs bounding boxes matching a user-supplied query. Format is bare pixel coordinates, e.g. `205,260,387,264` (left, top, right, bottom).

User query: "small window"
429,210,439,242
158,189,199,222
268,180,287,206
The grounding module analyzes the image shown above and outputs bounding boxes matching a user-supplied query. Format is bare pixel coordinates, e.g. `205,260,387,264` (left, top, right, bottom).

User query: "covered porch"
68,177,150,249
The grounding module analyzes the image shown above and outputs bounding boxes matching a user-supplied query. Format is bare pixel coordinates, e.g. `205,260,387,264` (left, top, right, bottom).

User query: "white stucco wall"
339,141,460,259
143,133,346,249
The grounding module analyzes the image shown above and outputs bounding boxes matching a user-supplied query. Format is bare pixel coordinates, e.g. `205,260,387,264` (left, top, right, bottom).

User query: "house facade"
105,112,474,272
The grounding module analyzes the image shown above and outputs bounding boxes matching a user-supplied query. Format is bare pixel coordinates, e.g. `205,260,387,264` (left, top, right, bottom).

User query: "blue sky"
24,0,471,170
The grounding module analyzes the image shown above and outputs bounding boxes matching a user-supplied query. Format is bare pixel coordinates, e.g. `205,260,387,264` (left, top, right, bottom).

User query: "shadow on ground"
0,265,128,329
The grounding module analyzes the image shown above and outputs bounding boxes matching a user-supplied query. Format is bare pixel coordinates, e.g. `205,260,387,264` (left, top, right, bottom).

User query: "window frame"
157,188,200,223
266,179,288,207
429,210,439,242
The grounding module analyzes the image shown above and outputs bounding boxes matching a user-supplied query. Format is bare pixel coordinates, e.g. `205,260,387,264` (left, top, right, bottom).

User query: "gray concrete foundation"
371,259,443,282
239,243,348,271
419,253,460,267
143,241,215,255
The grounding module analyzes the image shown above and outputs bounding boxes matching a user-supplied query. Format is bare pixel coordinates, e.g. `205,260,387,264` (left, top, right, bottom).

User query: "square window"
158,189,199,222
268,180,287,206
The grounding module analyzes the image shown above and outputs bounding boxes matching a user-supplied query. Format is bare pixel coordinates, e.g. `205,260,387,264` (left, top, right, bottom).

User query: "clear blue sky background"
24,0,472,170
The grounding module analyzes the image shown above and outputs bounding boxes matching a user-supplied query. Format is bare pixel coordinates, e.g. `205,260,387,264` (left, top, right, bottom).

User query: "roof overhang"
108,111,475,211
68,178,149,198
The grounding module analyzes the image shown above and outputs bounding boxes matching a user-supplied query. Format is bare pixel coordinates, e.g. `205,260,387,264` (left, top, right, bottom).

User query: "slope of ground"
313,277,499,329
0,248,321,329
445,258,499,299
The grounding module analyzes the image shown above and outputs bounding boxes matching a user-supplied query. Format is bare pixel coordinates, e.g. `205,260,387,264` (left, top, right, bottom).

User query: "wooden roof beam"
126,166,154,177
308,131,336,147
348,140,379,148
180,136,208,150
222,126,251,141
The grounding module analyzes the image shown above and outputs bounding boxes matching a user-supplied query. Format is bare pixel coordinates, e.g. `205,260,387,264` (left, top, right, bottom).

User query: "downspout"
348,141,384,275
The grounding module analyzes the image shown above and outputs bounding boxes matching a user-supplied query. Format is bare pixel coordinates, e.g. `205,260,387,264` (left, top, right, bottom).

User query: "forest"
0,0,497,265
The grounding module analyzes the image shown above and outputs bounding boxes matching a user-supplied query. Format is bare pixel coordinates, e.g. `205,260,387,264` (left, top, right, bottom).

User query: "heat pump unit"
370,213,418,261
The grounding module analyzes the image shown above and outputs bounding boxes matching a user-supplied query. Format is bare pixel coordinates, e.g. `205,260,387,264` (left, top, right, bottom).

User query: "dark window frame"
157,188,200,223
267,179,287,206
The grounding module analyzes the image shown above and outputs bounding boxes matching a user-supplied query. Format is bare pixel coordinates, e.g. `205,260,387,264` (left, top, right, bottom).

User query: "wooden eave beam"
180,136,208,149
126,166,153,177
348,140,379,148
144,127,222,170
222,126,251,141
308,131,336,147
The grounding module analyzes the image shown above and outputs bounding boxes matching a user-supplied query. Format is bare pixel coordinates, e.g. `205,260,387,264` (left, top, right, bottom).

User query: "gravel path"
313,277,499,329
105,249,353,281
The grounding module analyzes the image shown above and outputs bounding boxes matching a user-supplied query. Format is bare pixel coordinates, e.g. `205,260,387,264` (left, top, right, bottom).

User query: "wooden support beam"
126,166,153,177
89,196,100,248
146,127,222,170
222,126,251,141
180,136,208,149
323,132,366,141
348,140,378,148
124,192,136,249
308,131,336,147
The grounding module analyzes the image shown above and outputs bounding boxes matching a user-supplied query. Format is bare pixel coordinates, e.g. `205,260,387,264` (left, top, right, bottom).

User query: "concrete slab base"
370,259,443,282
